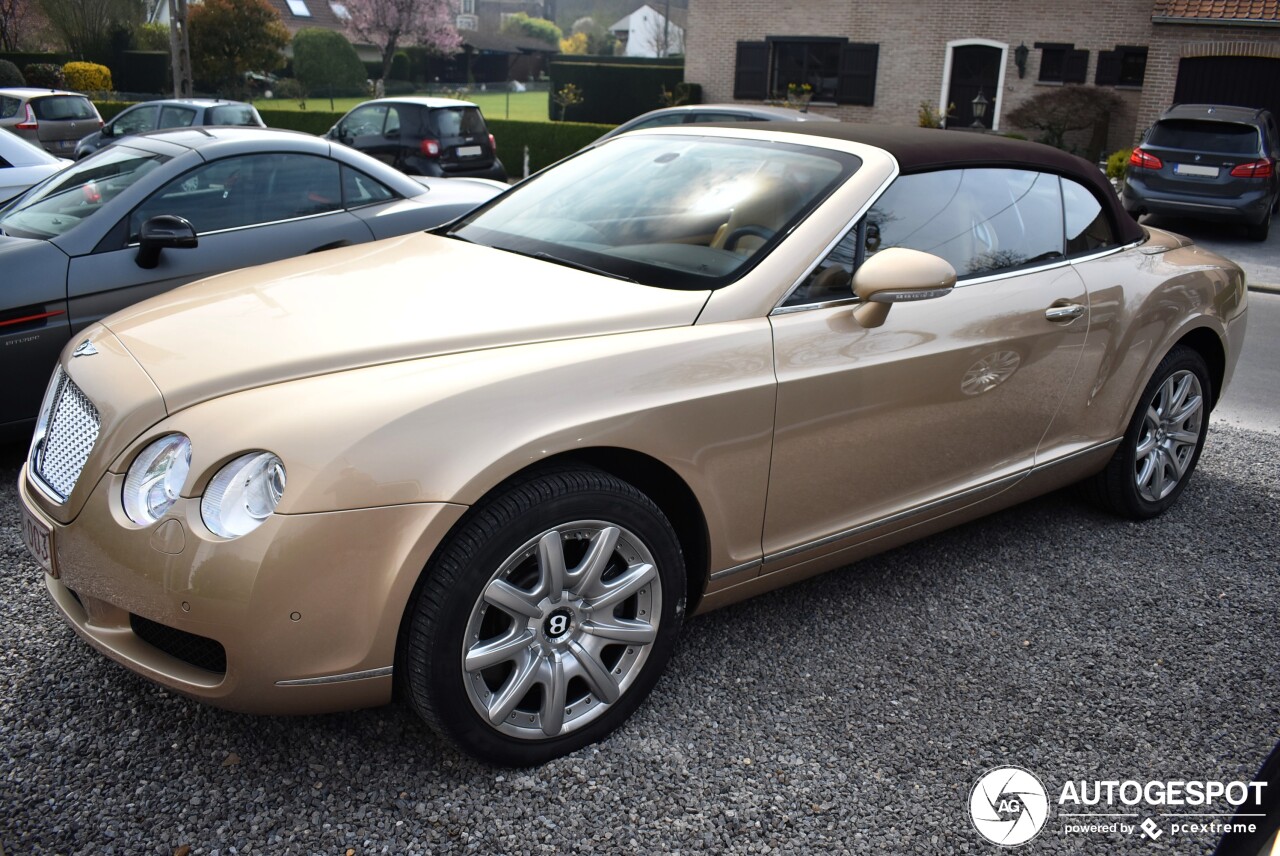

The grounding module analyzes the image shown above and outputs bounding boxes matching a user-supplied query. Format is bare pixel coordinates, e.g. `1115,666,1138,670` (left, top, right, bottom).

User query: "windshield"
448,134,859,289
0,145,169,239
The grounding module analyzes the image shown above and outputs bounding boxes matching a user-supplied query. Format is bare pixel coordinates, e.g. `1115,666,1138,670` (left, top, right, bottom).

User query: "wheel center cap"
544,607,574,641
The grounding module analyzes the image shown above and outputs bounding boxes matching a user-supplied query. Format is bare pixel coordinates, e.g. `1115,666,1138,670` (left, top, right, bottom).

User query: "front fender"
133,320,778,576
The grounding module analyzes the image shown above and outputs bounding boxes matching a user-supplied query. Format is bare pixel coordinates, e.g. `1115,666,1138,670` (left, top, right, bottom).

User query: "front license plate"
456,145,482,158
1174,163,1219,178
21,505,57,577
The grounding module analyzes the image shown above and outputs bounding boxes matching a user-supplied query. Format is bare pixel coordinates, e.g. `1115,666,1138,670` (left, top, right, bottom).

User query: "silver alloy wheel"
462,520,662,740
1133,368,1204,502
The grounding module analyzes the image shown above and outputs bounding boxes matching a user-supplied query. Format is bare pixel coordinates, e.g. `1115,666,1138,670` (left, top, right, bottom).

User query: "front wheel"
401,469,685,765
1083,345,1211,519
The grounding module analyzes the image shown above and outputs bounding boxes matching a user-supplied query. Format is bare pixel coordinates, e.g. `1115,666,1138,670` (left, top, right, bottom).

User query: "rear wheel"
401,469,685,766
1083,345,1211,519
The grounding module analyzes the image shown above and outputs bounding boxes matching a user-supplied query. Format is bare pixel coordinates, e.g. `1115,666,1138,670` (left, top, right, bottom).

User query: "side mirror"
136,215,198,269
851,247,956,328
101,122,114,139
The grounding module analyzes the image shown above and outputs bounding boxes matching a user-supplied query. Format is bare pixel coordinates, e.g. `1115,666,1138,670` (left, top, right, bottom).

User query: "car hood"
100,232,711,413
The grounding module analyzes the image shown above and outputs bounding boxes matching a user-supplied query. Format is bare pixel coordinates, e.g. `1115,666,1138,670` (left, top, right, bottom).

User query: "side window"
113,105,159,135
782,224,861,307
1062,178,1116,254
0,96,19,119
783,168,1069,308
158,106,198,128
689,112,756,123
341,165,396,207
627,114,689,131
344,105,387,137
130,153,342,238
384,105,401,137
865,169,1065,278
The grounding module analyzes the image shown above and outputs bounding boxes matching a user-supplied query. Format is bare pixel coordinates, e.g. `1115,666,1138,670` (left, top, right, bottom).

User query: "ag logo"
969,766,1049,847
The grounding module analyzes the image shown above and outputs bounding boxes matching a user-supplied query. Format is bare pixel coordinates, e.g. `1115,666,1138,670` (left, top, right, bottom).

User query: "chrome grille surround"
29,368,101,503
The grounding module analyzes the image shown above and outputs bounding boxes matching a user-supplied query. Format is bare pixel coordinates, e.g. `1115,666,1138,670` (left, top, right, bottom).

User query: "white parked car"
0,128,70,206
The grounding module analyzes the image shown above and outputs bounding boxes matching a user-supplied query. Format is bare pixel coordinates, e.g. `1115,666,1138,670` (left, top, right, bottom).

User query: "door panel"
65,212,374,332
763,265,1089,561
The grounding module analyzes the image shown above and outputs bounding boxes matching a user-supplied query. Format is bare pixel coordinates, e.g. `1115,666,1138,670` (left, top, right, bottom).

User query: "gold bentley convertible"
18,125,1248,765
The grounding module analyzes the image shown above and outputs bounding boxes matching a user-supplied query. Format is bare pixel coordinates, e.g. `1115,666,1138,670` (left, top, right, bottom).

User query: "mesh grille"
31,369,100,501
130,614,227,674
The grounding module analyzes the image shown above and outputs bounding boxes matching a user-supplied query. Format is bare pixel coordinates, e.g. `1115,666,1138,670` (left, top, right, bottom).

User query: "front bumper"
20,465,466,715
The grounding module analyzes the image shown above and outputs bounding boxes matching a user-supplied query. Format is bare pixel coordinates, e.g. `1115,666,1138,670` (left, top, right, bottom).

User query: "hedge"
548,59,684,124
487,118,611,173
93,103,615,175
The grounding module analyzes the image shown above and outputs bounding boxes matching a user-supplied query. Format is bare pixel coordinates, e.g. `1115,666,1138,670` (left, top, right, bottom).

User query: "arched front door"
945,43,1005,130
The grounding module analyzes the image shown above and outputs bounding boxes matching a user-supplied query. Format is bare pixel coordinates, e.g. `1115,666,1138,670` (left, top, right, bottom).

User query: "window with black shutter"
1096,45,1148,86
1036,42,1089,84
734,42,768,101
731,36,880,105
837,43,879,106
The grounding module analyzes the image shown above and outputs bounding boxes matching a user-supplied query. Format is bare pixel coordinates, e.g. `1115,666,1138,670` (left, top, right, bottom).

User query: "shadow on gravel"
1,426,1276,854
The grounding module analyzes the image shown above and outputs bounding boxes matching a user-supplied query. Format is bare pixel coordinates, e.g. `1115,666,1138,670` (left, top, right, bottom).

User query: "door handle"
1045,303,1085,322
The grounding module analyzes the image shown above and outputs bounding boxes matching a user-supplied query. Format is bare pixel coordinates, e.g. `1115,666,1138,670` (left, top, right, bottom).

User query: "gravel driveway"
1,426,1276,856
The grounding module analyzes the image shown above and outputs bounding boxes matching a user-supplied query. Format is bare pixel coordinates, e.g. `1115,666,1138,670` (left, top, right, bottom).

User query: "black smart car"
1123,104,1279,241
326,97,507,182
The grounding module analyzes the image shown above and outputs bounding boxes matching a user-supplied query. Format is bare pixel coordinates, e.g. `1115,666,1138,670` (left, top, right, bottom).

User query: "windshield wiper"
529,251,637,283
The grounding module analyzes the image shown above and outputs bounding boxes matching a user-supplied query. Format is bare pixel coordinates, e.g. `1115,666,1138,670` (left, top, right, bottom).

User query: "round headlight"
122,434,192,525
201,452,286,538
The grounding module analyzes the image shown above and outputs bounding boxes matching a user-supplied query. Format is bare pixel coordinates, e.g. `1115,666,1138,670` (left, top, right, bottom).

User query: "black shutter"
734,42,768,100
836,43,878,105
1064,49,1089,84
1095,50,1121,86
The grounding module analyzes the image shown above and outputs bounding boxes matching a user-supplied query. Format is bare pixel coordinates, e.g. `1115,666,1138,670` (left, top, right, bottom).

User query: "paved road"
1217,290,1280,435
1141,213,1280,289
1,423,1277,855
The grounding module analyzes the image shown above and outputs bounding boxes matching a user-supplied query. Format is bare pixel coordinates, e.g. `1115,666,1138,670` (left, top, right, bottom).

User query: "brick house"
684,0,1280,152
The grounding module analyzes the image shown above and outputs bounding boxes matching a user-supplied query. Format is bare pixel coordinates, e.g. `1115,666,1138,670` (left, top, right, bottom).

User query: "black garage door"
1173,56,1280,120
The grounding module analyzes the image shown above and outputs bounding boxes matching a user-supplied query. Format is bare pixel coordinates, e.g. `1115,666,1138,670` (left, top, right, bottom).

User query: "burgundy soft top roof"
708,122,1145,246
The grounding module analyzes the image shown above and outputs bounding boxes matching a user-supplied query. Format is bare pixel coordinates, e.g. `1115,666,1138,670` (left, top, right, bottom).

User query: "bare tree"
0,0,36,51
38,0,143,59
344,0,460,84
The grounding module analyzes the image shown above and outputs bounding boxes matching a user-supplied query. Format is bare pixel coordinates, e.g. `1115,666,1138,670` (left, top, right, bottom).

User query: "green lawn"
256,90,552,122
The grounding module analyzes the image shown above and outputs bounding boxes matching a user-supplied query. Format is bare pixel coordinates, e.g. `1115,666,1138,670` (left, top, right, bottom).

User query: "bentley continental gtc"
19,125,1248,765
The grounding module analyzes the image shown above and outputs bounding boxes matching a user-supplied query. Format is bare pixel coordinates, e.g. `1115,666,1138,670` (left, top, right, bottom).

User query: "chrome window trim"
126,207,347,246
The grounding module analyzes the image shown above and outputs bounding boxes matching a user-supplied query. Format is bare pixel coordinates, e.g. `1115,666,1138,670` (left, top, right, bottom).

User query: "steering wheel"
722,225,775,251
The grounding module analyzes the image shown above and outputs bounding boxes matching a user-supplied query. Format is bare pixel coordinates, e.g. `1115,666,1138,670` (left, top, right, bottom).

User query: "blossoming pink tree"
344,0,461,83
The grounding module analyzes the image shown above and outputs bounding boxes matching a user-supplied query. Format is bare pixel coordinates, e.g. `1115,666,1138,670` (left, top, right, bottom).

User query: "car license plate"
457,145,482,158
1174,163,1219,178
59,139,74,150
21,505,57,577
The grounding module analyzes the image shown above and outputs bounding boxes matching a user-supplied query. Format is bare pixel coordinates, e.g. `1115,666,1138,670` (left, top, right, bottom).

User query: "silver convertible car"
19,124,1247,766
0,126,504,436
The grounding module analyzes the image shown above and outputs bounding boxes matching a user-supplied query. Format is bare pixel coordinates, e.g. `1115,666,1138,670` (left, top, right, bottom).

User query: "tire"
1246,209,1270,242
1082,345,1211,519
401,468,685,766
